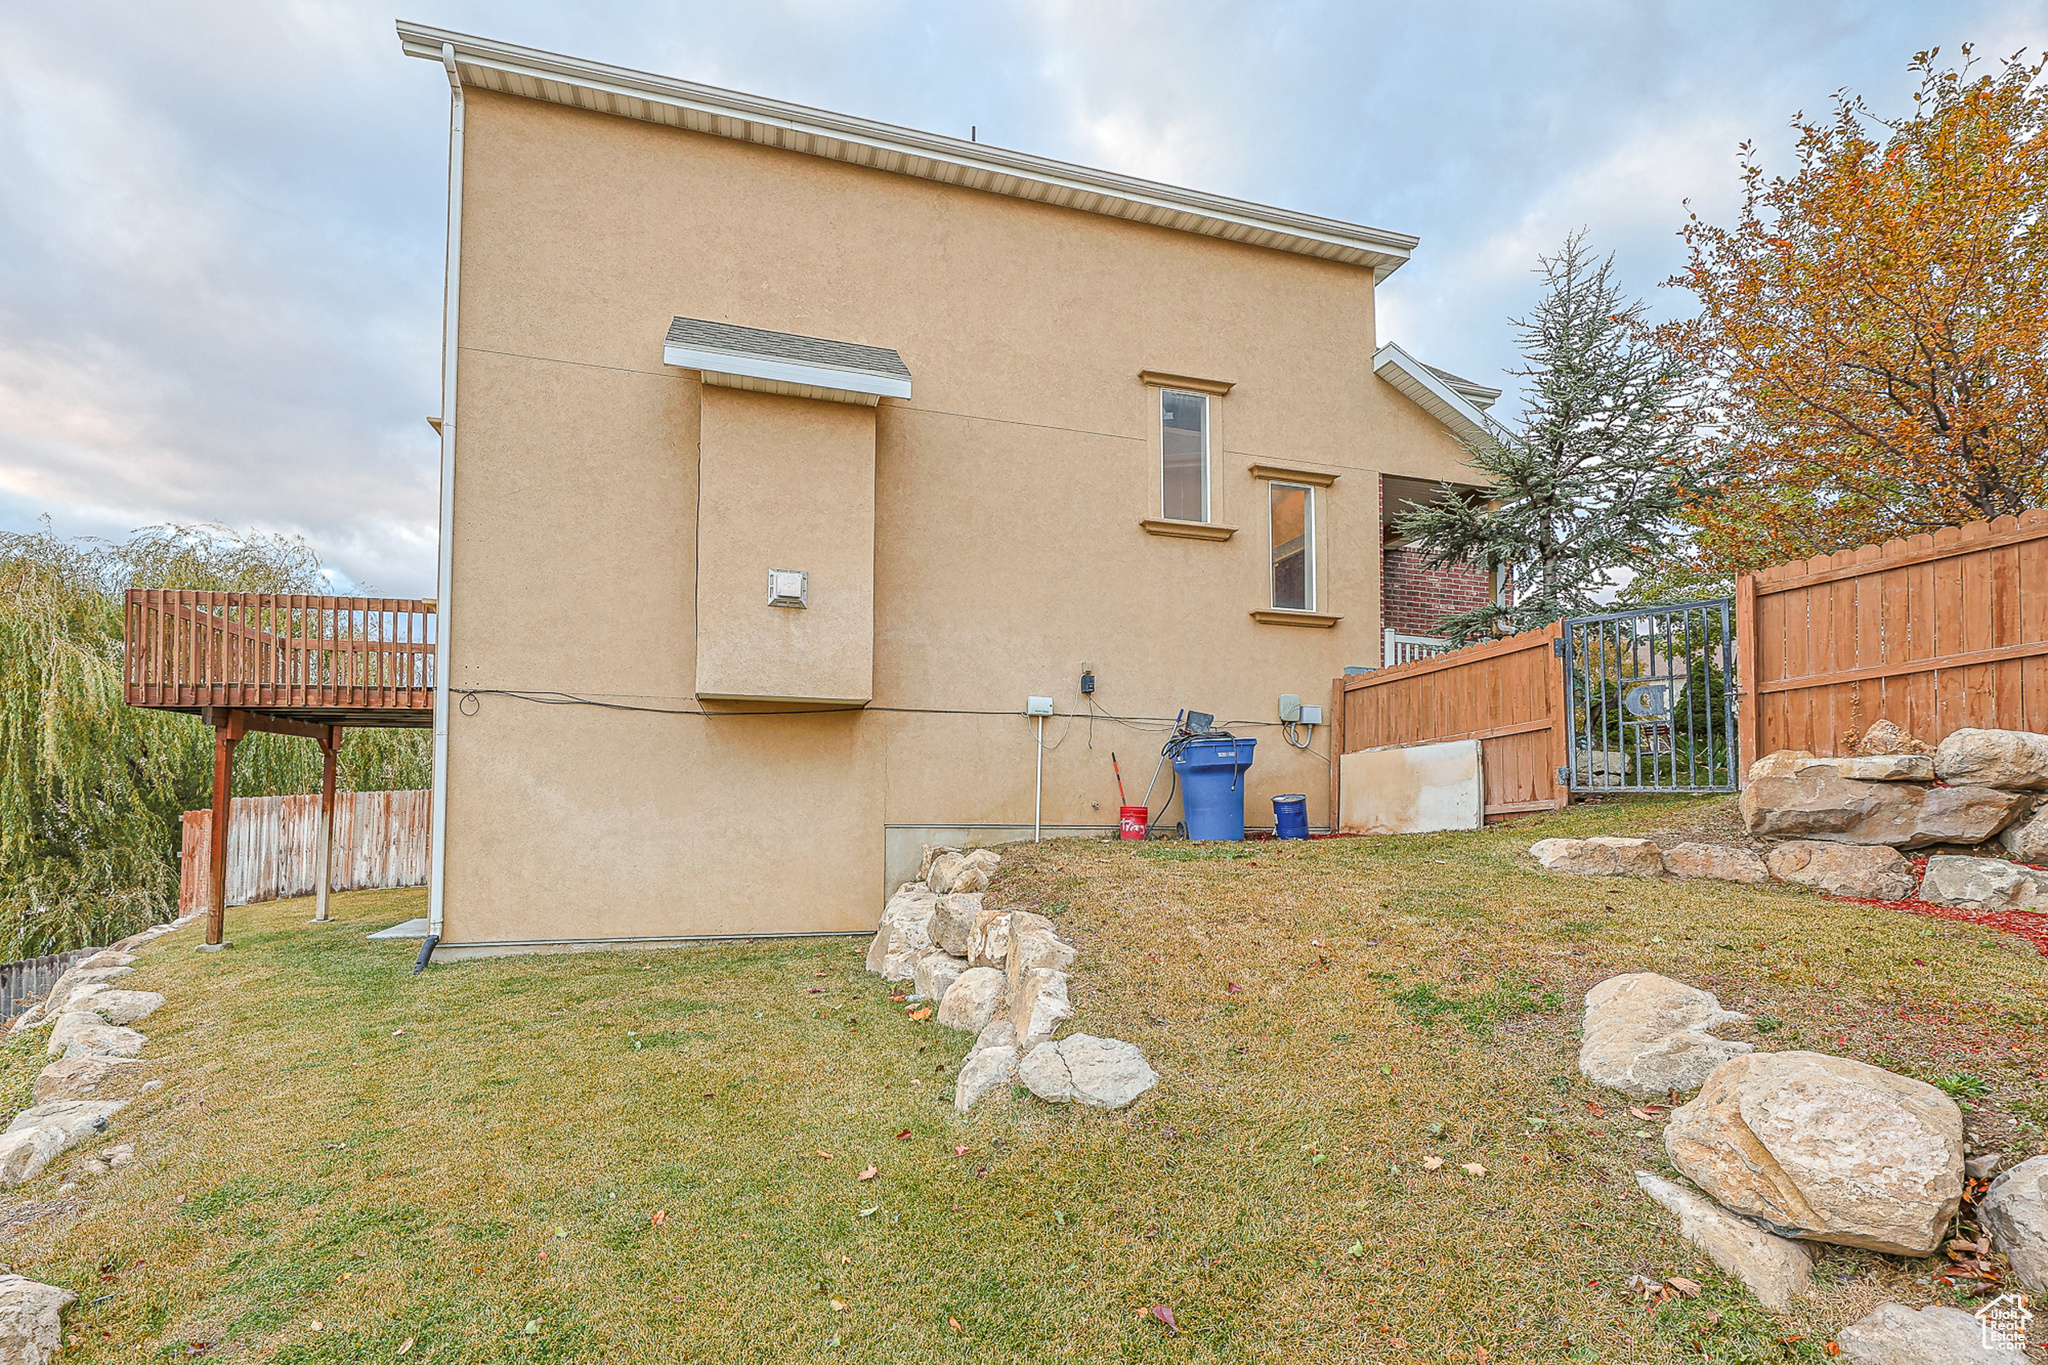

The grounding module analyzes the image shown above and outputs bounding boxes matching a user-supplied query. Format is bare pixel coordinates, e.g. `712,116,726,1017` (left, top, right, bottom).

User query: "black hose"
413,934,439,974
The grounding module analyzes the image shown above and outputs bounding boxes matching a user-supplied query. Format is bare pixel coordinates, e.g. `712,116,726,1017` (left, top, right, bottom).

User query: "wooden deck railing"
124,591,436,719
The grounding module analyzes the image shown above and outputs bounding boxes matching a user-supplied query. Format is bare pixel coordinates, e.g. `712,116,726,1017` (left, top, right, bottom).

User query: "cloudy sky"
2,0,2042,594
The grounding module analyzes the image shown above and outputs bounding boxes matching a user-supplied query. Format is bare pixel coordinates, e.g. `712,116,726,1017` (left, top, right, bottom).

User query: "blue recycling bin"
1173,736,1257,840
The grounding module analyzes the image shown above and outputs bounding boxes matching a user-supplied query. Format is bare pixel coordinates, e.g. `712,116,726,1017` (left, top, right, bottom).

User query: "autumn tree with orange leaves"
1662,47,2048,578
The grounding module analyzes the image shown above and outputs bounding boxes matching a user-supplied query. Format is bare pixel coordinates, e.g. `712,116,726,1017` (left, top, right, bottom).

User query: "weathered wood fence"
1329,621,1569,820
1736,510,2048,774
178,790,431,913
0,950,97,1020
1335,509,2048,812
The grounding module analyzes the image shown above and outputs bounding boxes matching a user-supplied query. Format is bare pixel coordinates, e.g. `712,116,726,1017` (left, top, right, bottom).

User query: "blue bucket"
1172,737,1257,841
1272,793,1309,840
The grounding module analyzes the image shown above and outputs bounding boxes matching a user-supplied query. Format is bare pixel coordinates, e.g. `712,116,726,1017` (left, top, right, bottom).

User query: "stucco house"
397,24,1502,956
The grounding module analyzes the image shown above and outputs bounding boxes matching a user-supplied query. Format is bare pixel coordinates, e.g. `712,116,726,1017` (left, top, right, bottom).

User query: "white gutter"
426,41,464,942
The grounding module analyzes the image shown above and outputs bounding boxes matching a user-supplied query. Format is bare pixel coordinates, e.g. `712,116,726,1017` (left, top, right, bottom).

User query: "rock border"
864,846,1159,1114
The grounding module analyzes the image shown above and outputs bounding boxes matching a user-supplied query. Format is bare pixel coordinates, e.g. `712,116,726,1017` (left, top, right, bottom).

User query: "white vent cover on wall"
768,569,809,608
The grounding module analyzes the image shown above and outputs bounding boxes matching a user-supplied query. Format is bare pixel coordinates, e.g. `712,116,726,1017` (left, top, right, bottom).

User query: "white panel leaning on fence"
180,790,432,913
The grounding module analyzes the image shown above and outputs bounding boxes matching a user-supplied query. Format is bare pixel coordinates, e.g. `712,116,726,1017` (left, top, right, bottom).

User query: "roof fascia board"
663,343,912,401
396,22,1417,277
1373,343,1499,447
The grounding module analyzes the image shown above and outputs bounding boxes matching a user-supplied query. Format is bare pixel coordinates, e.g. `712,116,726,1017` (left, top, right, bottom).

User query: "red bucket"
1119,805,1149,840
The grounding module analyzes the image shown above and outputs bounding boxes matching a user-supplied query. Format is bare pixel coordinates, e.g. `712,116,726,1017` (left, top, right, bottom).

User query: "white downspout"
426,42,464,945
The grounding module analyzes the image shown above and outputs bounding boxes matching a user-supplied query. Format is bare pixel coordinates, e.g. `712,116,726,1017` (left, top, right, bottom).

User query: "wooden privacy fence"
1736,510,2048,772
1333,509,2048,815
179,790,431,913
1329,621,1569,820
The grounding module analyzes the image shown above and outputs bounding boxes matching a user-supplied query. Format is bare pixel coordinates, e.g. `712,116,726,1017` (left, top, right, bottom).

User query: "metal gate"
1560,598,1738,793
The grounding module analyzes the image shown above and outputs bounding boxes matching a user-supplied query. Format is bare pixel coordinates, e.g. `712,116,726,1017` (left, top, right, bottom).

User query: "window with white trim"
1270,481,1314,610
1160,389,1209,523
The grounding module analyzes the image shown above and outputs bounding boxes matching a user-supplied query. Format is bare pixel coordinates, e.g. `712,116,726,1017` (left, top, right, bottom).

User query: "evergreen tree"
1397,233,1701,638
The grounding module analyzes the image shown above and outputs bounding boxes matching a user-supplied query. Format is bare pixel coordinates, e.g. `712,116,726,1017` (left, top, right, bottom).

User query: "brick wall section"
1380,545,1494,637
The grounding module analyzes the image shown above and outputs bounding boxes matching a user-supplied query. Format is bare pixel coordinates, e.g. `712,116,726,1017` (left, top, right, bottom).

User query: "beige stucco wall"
695,387,876,705
439,89,1482,945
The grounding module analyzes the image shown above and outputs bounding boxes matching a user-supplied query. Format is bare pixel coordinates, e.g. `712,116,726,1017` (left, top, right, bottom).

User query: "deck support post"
313,726,341,923
206,709,246,947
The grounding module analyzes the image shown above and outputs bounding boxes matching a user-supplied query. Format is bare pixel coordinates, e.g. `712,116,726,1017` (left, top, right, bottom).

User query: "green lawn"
13,795,2047,1362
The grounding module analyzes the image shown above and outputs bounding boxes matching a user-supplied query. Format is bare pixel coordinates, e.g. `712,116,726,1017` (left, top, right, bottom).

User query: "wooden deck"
122,591,438,946
124,590,435,727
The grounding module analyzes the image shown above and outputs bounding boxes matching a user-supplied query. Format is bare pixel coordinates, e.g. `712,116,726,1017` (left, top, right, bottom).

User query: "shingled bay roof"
663,316,913,405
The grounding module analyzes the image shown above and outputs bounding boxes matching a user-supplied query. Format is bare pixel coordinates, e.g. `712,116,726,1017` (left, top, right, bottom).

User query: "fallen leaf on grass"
830,1299,847,1312
948,1316,962,1333
1583,1101,1606,1117
953,1145,969,1157
649,1209,668,1226
814,970,828,978
397,1340,414,1356
1226,983,1242,993
908,1007,933,1021
1150,1304,1179,1335
857,1166,878,1181
895,1129,912,1140
1346,1242,1364,1258
815,1150,835,1159
1422,1157,1444,1171
1462,1164,1485,1177
858,1206,878,1218
1628,1105,1666,1121
1666,1276,1700,1298
806,988,827,994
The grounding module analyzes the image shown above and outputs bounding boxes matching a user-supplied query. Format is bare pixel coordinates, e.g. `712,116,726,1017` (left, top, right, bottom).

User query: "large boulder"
1919,856,2048,912
1903,786,2028,848
1662,843,1769,884
865,885,938,981
1017,1035,1158,1108
74,991,164,1028
1579,973,1752,1098
0,1276,74,1364
1528,837,1663,877
0,1100,126,1187
935,967,1008,1033
910,951,968,1005
1739,752,1927,843
1835,1302,2027,1364
1855,719,1930,756
1935,728,2048,791
954,1046,1018,1113
33,1056,143,1105
1634,1171,1813,1311
46,1013,144,1059
2001,805,2048,863
1003,913,1078,978
1765,842,1919,900
930,893,982,958
1977,1154,2048,1291
928,848,1000,895
1663,1051,1963,1256
966,908,1011,969
1007,968,1073,1050
1798,754,1937,782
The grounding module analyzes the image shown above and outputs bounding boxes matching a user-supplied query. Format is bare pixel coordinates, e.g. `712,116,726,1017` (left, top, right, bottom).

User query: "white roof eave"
1372,343,1501,448
397,22,1418,278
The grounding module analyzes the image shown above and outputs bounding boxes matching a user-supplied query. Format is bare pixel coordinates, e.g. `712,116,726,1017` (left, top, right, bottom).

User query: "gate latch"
1552,638,1566,658
1556,765,1571,787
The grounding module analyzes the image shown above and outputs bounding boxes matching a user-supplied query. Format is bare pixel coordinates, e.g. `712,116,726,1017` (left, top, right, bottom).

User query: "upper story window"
1160,389,1209,523
1270,481,1314,611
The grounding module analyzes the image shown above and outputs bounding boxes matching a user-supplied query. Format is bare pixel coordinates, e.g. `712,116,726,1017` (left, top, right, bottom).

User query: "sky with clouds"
2,0,2042,594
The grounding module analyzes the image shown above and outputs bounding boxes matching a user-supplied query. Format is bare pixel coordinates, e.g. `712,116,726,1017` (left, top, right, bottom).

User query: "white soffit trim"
396,22,1418,278
664,316,911,405
1373,343,1499,447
